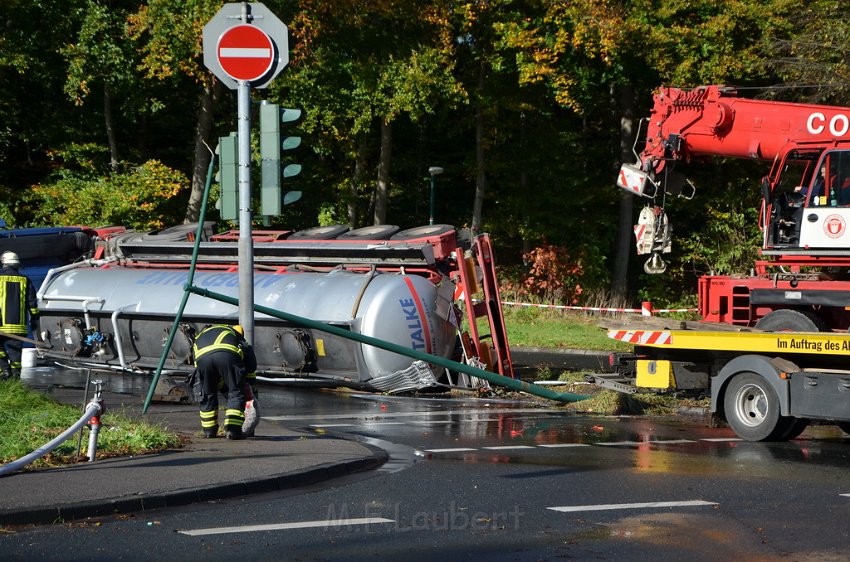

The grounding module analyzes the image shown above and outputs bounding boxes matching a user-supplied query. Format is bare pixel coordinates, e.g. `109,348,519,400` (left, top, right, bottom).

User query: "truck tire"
754,309,828,332
288,225,350,240
723,372,786,441
774,417,809,441
390,224,454,240
336,225,399,240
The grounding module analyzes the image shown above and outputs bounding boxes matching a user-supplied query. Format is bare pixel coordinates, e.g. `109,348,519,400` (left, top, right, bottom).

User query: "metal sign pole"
236,4,255,344
237,78,255,344
202,1,291,346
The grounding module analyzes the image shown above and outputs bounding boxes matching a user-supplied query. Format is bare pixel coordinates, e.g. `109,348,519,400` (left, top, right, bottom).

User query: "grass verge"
498,307,632,351
0,379,183,469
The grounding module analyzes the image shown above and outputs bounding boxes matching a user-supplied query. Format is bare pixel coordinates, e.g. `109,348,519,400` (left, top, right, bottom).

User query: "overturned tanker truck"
34,223,513,393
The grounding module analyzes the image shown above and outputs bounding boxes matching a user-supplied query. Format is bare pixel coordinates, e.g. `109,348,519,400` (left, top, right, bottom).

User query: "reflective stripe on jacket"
0,268,38,335
193,325,244,363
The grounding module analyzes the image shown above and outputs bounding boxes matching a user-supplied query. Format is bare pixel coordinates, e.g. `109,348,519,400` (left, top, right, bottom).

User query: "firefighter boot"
224,427,244,440
200,409,219,438
224,408,246,440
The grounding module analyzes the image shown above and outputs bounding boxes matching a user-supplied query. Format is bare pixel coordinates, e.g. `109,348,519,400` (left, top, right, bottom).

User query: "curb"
0,448,388,526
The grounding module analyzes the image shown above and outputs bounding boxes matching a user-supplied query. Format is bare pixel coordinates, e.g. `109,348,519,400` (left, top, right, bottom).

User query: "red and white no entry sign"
216,24,275,82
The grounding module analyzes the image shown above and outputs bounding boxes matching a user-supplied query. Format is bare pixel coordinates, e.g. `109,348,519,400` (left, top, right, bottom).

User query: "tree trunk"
612,83,637,300
103,83,119,173
471,61,487,233
348,136,369,228
184,78,221,224
373,117,393,225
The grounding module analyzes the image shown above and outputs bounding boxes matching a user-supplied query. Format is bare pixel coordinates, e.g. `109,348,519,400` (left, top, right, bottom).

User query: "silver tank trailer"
38,267,457,388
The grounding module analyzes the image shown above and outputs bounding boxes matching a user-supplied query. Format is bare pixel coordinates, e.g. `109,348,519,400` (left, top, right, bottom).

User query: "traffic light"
259,101,303,216
215,132,238,221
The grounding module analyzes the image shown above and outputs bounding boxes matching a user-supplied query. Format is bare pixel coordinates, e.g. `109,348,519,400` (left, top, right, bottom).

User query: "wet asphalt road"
3,367,850,560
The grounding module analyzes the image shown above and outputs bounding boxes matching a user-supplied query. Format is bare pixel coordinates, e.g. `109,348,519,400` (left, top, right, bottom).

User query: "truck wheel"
754,309,828,332
723,372,784,441
336,225,400,240
774,417,809,441
288,225,350,240
390,224,454,240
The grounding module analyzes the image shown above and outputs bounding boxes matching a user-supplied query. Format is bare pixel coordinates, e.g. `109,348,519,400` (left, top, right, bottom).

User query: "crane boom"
639,85,850,173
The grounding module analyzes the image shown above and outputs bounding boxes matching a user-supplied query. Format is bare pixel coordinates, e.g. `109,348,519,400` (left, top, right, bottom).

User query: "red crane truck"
618,85,850,331
605,86,850,441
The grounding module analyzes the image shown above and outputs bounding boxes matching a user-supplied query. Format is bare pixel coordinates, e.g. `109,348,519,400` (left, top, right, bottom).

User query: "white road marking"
596,440,696,446
548,500,717,513
594,439,696,447
424,448,477,453
179,517,395,537
310,423,354,428
483,445,535,450
700,438,743,442
840,493,850,498
537,443,591,448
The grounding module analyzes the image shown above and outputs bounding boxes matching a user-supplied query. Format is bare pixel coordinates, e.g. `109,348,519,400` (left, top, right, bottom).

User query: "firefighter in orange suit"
192,324,257,439
0,251,39,380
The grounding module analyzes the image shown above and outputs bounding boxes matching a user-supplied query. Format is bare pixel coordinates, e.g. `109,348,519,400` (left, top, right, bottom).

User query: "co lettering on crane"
807,112,850,137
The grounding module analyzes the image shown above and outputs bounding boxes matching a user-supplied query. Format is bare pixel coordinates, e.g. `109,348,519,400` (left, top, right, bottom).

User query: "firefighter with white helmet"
191,324,257,439
0,251,39,380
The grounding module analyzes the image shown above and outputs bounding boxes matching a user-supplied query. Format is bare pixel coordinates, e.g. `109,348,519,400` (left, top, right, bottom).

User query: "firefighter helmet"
1,251,20,267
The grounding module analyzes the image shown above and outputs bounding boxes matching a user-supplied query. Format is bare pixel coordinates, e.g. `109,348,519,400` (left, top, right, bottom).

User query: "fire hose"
0,382,105,476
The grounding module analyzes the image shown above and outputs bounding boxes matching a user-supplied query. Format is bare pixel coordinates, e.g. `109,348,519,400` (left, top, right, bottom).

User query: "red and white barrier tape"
498,301,697,315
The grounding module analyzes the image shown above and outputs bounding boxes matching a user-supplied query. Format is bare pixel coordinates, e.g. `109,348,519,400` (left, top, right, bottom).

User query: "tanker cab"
797,149,850,249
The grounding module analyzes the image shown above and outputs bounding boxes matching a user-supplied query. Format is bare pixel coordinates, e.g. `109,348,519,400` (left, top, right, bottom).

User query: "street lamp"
428,166,444,225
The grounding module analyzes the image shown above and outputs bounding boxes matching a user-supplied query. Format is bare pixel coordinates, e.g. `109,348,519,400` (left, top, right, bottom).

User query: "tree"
767,0,850,105
127,0,224,224
63,1,142,172
0,0,89,199
492,0,799,301
276,0,464,227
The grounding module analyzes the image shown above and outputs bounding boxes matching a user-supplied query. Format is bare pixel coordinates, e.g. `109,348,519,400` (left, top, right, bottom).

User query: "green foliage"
27,159,188,230
766,0,850,104
633,0,798,85
0,379,181,467
679,205,761,276
62,1,138,105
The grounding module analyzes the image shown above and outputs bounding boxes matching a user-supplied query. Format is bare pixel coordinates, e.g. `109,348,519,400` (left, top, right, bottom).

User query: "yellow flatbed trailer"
605,326,850,442
608,328,850,355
